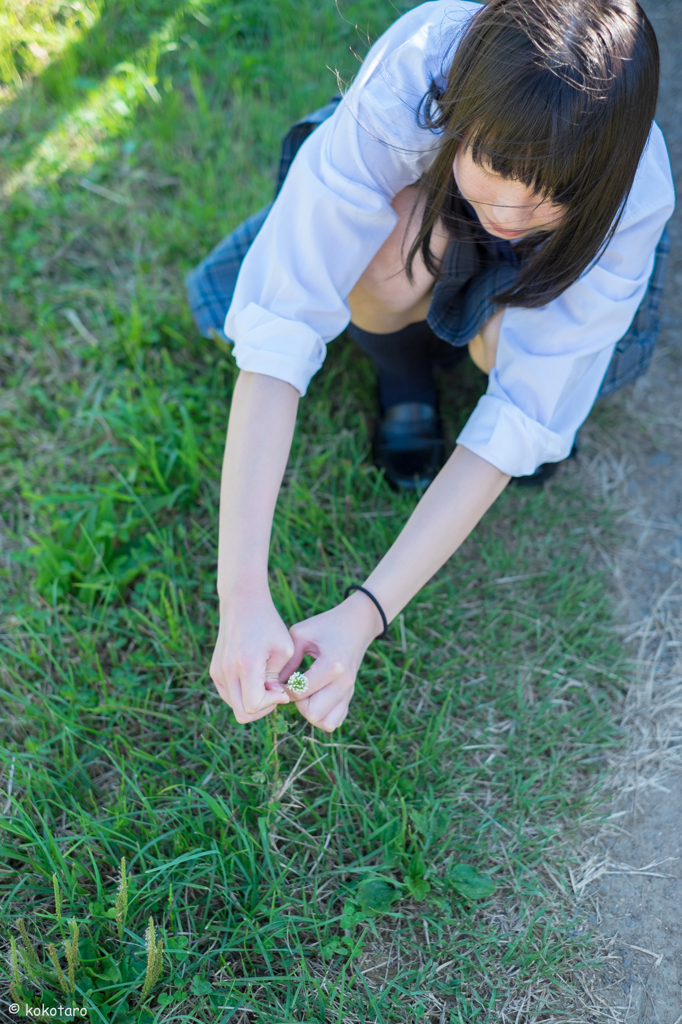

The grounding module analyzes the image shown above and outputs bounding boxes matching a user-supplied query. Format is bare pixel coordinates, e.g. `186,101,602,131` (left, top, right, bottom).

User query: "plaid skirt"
186,98,670,400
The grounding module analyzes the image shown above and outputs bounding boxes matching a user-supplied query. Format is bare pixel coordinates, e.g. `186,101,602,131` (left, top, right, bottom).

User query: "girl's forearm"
358,445,510,626
217,370,299,602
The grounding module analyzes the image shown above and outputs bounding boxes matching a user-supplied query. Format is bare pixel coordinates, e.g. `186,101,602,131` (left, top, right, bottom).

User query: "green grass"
0,1,629,1021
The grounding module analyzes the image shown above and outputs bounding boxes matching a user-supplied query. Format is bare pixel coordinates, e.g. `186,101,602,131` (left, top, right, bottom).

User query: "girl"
188,0,674,732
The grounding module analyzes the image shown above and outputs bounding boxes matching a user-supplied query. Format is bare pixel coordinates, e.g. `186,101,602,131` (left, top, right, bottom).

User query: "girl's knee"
468,309,504,374
351,274,428,316
348,184,448,330
468,332,491,373
348,279,433,333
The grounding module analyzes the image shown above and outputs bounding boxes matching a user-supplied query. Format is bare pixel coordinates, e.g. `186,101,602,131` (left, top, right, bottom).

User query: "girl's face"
453,143,566,240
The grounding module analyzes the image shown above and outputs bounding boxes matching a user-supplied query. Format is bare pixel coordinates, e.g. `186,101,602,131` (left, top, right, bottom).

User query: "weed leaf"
449,864,497,900
355,877,401,914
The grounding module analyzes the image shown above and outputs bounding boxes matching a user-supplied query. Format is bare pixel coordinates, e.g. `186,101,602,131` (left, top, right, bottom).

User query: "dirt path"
568,2,682,1020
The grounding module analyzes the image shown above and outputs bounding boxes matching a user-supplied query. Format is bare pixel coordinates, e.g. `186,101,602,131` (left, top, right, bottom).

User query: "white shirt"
225,0,675,477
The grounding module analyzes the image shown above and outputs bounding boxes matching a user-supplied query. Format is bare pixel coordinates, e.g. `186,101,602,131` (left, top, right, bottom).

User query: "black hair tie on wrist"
343,584,389,640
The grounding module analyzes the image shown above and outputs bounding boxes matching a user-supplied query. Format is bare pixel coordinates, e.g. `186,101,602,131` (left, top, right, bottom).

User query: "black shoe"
513,437,579,487
373,402,444,491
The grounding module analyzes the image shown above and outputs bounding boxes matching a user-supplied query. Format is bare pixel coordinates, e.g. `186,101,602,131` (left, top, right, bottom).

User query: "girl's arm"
282,446,510,731
210,369,300,722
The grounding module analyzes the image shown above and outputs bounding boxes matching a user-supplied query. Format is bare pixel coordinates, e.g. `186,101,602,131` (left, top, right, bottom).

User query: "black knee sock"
347,320,440,411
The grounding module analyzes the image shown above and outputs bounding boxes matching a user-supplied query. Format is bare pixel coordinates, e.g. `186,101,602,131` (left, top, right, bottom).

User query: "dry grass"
541,337,682,1022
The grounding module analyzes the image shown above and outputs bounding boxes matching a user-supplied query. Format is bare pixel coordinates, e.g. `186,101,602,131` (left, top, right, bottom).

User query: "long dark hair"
406,0,660,308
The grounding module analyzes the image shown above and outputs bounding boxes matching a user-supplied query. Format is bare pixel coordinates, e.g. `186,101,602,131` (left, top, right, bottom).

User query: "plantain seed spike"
17,918,40,967
18,943,38,983
115,856,128,941
47,943,69,993
52,874,62,921
65,918,80,993
9,935,23,1004
152,937,164,988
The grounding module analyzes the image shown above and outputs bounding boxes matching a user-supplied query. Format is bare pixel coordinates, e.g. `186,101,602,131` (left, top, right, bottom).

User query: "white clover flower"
286,671,309,695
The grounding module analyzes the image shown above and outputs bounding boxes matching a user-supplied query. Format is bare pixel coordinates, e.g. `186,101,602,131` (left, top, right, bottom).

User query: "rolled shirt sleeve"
226,0,474,394
225,0,675,475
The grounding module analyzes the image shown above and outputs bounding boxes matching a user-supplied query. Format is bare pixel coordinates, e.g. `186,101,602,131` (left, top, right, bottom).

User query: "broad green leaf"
449,864,497,900
407,850,427,880
405,876,431,900
355,877,401,914
97,958,122,983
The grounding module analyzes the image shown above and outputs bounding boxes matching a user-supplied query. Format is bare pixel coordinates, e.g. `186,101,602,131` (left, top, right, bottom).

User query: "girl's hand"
281,592,385,732
210,590,294,724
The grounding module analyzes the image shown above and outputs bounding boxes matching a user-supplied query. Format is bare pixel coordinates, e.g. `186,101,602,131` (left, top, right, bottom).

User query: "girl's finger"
278,627,319,686
232,701,281,725
284,653,346,703
319,700,350,732
295,676,352,727
238,654,291,716
264,638,296,691
210,656,238,706
211,662,286,723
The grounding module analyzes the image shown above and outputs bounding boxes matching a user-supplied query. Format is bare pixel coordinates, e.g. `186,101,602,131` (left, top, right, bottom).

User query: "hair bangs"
463,64,616,207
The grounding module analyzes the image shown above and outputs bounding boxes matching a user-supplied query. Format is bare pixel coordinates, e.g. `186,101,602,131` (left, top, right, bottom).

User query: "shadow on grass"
2,0,183,171
0,0,343,196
